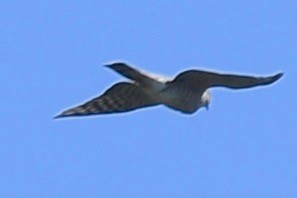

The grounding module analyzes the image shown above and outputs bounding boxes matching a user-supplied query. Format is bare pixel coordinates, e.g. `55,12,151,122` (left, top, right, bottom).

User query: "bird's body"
54,62,283,118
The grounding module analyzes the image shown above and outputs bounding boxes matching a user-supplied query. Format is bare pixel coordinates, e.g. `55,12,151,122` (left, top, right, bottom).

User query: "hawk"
54,61,283,118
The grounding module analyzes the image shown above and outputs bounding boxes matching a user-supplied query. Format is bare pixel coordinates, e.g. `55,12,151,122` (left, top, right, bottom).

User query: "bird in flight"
54,61,283,118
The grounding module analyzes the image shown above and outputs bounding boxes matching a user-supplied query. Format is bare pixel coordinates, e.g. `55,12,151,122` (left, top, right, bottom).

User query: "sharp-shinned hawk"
54,61,283,118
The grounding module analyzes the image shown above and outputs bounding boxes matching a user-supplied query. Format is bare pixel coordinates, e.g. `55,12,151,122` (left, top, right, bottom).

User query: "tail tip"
103,61,129,69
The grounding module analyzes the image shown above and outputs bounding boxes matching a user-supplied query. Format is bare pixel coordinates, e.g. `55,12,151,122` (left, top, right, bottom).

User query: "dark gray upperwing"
170,70,284,90
54,82,158,118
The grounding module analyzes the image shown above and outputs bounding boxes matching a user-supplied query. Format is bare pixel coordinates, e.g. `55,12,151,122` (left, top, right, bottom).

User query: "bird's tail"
104,62,153,85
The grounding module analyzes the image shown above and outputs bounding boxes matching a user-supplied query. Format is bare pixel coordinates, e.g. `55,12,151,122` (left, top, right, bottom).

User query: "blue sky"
1,1,296,197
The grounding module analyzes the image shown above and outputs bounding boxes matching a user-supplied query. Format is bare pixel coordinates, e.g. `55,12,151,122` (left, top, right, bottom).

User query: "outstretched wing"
54,82,158,118
170,70,283,90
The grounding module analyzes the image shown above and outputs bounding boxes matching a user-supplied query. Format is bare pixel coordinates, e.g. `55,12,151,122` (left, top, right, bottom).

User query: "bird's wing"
54,82,158,118
170,70,283,90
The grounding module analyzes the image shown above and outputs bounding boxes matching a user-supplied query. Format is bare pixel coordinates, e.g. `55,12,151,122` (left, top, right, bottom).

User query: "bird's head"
201,90,211,110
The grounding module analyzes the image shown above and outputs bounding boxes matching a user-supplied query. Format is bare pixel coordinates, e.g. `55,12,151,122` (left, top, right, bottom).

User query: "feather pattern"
54,82,158,118
54,62,283,118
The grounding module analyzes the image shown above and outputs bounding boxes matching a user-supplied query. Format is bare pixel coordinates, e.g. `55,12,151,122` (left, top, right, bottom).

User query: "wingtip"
53,114,63,119
103,62,114,68
53,111,71,119
53,113,76,119
273,72,284,81
103,64,111,68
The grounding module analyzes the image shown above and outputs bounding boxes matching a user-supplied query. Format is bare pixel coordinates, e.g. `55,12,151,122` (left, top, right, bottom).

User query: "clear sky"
1,1,296,197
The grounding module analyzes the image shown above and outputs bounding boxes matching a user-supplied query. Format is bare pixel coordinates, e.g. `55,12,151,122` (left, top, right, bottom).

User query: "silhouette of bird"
54,61,283,118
